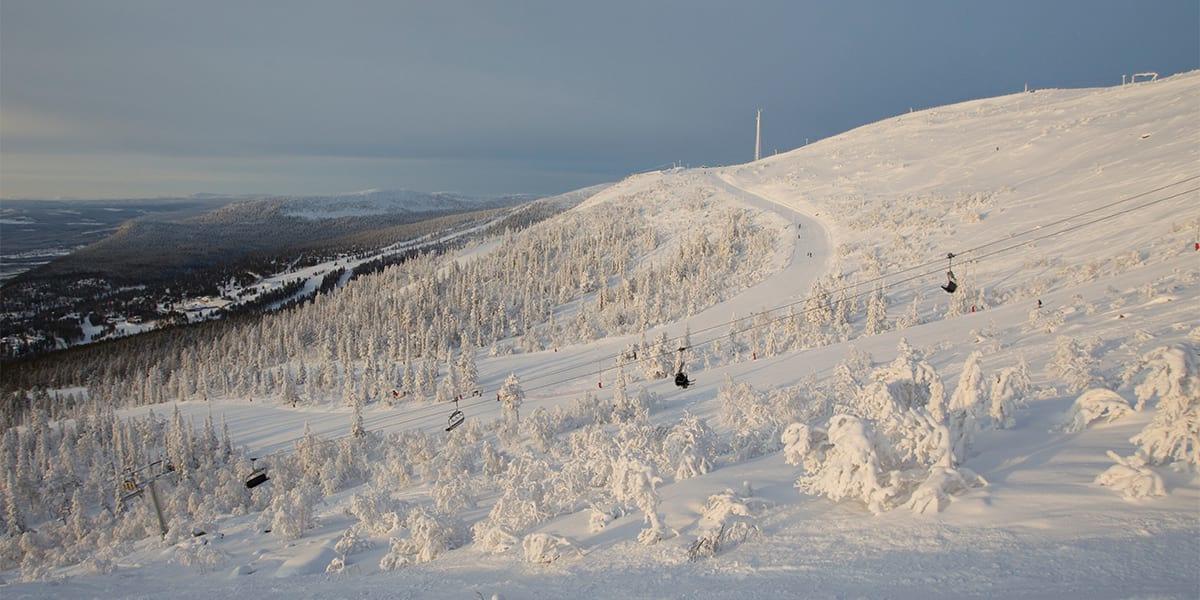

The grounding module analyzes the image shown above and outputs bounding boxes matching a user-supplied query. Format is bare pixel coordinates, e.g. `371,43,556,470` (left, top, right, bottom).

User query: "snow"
7,73,1200,598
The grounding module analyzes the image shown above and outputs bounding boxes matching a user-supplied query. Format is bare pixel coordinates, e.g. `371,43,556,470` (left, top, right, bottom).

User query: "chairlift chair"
245,459,270,489
673,347,694,389
941,253,958,294
120,474,142,502
674,372,693,389
445,398,465,432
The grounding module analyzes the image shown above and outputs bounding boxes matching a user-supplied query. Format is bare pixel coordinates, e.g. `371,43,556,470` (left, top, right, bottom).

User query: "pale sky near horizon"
1,0,1197,199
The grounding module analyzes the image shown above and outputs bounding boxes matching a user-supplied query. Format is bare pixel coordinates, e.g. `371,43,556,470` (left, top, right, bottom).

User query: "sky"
1,1,1197,200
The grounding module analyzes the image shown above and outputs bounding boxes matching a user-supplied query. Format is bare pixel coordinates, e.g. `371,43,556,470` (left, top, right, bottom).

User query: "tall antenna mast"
754,109,762,161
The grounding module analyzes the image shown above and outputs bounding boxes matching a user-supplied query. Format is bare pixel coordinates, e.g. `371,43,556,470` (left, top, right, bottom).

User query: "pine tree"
456,340,478,395
864,287,889,335
498,373,525,443
350,398,366,438
69,488,87,542
4,470,24,535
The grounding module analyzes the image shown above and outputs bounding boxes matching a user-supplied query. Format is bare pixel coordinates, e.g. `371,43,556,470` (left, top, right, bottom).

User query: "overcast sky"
2,1,1197,199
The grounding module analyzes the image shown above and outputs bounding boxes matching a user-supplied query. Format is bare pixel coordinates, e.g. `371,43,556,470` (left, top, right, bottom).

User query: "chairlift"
941,253,958,294
445,397,465,432
673,347,694,389
119,469,142,503
244,459,270,489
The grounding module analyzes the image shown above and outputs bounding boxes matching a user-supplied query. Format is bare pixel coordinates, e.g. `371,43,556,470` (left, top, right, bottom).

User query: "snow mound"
1095,451,1166,500
521,533,577,564
1059,388,1133,433
274,542,338,578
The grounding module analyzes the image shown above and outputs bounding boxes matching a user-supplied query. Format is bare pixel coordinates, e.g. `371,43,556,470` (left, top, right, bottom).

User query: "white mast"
754,109,762,161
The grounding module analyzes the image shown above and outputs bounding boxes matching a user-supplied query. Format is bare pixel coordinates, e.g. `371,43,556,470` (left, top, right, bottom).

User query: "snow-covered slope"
5,74,1198,598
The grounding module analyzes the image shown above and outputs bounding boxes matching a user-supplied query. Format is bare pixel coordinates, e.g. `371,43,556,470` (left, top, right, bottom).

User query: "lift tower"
754,109,762,161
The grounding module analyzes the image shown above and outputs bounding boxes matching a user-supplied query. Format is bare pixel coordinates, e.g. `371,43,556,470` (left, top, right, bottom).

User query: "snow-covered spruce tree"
480,440,508,478
687,490,761,561
1127,344,1199,467
947,350,987,463
863,287,889,336
436,356,458,404
431,469,476,516
345,488,407,535
610,456,674,545
1126,344,1198,412
1094,450,1166,499
497,373,524,448
790,354,983,515
643,331,674,380
456,337,479,395
1059,389,1133,433
662,412,717,480
869,338,944,416
987,359,1030,429
781,422,824,471
472,453,554,554
896,293,923,330
261,480,322,540
718,376,781,460
611,364,647,424
350,396,366,439
1051,336,1105,393
795,415,893,514
379,506,465,569
523,406,557,453
522,532,577,564
3,469,24,535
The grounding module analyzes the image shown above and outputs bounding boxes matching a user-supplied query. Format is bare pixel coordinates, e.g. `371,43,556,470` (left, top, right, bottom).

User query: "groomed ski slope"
12,73,1200,598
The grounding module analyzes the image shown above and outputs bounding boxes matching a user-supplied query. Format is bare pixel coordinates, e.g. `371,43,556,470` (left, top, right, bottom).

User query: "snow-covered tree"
687,490,760,561
431,470,475,515
987,360,1030,429
611,364,646,424
522,533,576,564
947,351,986,462
1094,450,1165,499
610,456,673,544
1059,389,1132,433
662,413,716,480
498,373,524,445
795,415,892,514
379,507,464,569
781,422,817,468
456,339,479,395
1051,336,1104,393
262,482,321,540
718,376,780,460
350,397,366,439
1127,345,1199,467
863,287,889,335
472,454,554,553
